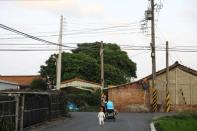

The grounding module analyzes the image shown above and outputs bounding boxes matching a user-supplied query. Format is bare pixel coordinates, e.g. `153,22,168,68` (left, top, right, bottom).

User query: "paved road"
28,112,171,131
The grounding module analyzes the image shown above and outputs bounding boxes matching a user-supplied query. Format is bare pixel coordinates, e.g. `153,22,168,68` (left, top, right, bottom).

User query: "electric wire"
0,21,143,40
0,24,74,48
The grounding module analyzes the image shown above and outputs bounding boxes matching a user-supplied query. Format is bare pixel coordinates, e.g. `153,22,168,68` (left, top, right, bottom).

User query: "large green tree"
40,42,136,86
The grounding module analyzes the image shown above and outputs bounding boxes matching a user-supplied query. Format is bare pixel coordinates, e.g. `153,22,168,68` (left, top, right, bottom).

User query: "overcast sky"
0,0,196,80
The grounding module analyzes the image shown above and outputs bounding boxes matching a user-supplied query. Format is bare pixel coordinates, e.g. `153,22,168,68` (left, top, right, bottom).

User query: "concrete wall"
149,67,197,111
108,82,150,112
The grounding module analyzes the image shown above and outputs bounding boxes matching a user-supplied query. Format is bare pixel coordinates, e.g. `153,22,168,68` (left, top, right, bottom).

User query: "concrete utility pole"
144,0,158,112
100,41,104,94
165,41,171,112
56,15,63,90
166,41,169,90
151,0,156,91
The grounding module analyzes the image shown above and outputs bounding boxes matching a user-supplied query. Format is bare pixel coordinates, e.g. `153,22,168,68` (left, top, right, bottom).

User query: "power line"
0,43,49,46
1,42,197,52
129,50,150,57
0,44,195,53
0,21,142,37
0,24,72,48
122,48,197,52
0,31,59,36
65,21,141,26
0,49,71,52
0,22,143,39
1,46,197,52
0,28,142,39
0,42,83,46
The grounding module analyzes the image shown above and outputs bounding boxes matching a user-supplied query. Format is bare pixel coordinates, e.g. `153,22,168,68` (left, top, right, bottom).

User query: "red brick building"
108,80,150,112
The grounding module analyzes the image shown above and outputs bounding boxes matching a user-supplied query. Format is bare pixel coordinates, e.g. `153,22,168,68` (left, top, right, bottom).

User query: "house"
108,62,197,112
0,79,19,90
60,78,101,93
0,75,40,89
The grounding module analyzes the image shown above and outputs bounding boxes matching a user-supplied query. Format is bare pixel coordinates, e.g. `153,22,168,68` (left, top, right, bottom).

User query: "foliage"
154,113,197,131
66,89,101,107
30,78,47,90
40,42,136,86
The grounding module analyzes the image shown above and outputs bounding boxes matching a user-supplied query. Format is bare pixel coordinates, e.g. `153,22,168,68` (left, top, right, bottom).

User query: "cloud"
179,2,197,23
79,4,104,16
19,0,75,11
17,0,104,16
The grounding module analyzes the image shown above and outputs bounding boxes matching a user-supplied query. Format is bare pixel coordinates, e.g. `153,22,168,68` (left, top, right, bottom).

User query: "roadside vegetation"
154,113,197,131
66,89,101,112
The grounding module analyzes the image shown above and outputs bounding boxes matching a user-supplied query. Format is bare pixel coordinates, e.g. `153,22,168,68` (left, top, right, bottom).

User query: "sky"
0,0,197,80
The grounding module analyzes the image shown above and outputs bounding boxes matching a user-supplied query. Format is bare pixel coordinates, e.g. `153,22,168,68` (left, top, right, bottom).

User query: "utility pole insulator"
145,10,152,20
151,52,155,57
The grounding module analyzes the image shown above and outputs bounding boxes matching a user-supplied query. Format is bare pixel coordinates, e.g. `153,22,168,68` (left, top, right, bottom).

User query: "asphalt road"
28,112,169,131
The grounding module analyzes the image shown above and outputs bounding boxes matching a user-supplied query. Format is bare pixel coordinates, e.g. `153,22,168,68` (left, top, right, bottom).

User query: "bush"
66,89,101,109
30,78,47,90
154,113,197,131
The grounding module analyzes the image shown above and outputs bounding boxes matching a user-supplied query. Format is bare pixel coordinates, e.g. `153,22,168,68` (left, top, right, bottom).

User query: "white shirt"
98,112,105,119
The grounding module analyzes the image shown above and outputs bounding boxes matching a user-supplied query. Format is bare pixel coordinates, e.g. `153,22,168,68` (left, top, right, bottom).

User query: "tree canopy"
40,42,136,86
30,78,47,90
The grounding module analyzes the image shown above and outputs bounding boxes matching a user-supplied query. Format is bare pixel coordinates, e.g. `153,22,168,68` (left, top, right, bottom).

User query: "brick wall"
108,82,150,112
108,81,197,112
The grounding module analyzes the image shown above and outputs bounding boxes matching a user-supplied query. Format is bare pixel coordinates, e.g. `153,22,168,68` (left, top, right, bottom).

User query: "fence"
0,91,66,131
0,94,16,131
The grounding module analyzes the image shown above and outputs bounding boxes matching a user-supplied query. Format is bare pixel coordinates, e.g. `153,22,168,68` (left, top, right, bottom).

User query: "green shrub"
66,89,101,108
154,113,197,131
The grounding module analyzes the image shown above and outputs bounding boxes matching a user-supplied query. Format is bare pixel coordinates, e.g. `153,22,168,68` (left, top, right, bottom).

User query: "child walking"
98,107,105,126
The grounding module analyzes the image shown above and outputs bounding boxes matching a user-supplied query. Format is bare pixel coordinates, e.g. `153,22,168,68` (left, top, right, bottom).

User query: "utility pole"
151,0,156,94
145,0,157,112
56,15,63,90
150,0,158,112
165,41,171,112
166,41,169,90
100,41,104,95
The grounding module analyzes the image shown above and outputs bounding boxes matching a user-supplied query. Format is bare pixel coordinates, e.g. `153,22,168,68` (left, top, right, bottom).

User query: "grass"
154,113,197,131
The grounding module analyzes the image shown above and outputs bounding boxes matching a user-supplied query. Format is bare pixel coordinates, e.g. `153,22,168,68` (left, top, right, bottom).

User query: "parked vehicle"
67,101,79,111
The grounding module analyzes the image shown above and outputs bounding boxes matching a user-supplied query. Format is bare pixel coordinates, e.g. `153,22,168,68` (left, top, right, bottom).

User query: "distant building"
0,75,40,89
108,62,197,112
0,79,19,90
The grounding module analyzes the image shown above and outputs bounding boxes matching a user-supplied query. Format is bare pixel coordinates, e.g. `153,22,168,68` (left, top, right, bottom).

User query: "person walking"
98,107,105,126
